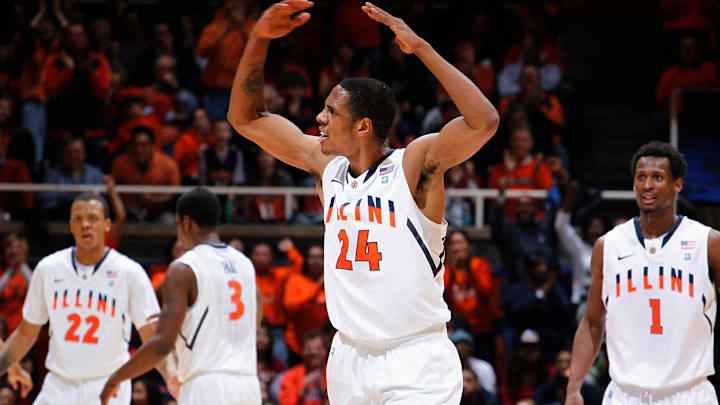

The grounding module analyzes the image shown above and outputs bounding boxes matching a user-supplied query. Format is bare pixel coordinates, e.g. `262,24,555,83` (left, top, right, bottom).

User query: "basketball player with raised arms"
566,141,720,405
100,188,262,405
0,193,178,405
227,1,499,403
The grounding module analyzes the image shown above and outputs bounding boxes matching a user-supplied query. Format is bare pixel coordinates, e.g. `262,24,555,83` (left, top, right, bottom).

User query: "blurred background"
0,0,718,404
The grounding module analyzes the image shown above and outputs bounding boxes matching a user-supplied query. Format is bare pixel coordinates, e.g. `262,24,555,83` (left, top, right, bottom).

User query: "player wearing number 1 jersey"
566,142,720,405
101,187,261,405
227,1,498,403
0,193,177,405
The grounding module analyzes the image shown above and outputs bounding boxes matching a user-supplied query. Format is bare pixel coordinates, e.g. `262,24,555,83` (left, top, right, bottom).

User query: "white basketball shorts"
326,326,462,405
33,371,130,405
178,372,261,405
603,379,718,405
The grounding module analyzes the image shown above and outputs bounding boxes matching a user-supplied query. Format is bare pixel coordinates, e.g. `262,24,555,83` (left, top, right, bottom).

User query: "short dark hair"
73,193,110,218
130,125,155,144
630,141,686,180
176,187,220,228
339,77,397,141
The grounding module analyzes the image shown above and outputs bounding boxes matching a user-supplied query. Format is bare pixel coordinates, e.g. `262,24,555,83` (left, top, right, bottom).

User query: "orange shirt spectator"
278,332,328,405
0,234,32,332
196,5,257,89
499,92,564,127
489,126,552,221
175,109,215,183
656,36,718,112
283,245,328,354
444,257,494,334
253,241,303,327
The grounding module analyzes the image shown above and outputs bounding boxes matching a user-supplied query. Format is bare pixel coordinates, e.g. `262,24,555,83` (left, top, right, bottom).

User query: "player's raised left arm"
709,229,720,289
362,2,499,172
100,261,195,405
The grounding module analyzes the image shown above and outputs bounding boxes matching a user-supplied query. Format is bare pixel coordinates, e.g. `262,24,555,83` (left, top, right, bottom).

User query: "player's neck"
193,231,222,248
75,245,108,266
347,143,391,178
638,208,678,239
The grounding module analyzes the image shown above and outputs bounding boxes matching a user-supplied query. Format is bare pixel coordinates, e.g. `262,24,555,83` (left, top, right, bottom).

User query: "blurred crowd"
0,0,717,405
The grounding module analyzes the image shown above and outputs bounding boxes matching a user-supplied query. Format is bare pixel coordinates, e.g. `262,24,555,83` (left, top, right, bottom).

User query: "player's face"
633,157,682,215
317,86,356,156
69,200,110,252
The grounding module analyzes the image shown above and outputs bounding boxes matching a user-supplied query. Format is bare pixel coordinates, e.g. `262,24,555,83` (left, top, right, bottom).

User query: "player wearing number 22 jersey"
101,188,261,405
566,142,720,405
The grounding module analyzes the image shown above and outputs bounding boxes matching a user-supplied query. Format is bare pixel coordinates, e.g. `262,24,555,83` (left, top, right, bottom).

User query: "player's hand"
167,375,181,398
8,364,32,398
253,0,313,40
565,390,584,405
361,2,423,54
100,377,120,405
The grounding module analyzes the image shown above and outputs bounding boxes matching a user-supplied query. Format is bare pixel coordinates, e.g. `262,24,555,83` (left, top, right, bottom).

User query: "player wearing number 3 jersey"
227,1,499,404
100,188,262,405
566,142,720,405
0,193,177,405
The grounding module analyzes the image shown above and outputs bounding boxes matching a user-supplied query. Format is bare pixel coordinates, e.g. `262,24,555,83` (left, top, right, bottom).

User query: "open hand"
167,375,181,398
253,0,313,40
8,364,32,398
361,2,423,54
565,390,584,405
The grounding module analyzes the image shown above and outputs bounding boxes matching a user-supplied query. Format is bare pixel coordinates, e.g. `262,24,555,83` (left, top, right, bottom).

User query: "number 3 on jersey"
228,280,244,320
336,230,383,271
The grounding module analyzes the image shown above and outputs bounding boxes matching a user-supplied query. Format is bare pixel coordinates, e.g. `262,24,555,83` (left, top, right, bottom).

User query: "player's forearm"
227,33,271,126
413,41,498,132
567,316,604,392
0,327,38,375
154,352,178,383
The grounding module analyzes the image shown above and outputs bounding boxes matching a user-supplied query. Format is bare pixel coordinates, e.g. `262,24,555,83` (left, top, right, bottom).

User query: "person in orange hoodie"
0,234,32,333
283,244,328,356
278,331,328,405
253,238,303,367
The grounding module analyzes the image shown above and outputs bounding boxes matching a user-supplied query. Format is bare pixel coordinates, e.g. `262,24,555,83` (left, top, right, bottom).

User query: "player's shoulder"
34,247,73,273
105,249,145,274
679,216,712,234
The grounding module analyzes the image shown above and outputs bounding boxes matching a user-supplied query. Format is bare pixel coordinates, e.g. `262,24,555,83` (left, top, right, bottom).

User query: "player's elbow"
482,108,500,136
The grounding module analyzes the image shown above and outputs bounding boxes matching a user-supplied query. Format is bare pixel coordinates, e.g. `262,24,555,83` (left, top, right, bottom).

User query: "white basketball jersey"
22,248,160,379
322,149,451,344
602,216,715,389
174,243,257,383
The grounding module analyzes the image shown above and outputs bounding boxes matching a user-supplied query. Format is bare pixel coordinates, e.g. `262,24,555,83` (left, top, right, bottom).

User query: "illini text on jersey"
615,266,695,298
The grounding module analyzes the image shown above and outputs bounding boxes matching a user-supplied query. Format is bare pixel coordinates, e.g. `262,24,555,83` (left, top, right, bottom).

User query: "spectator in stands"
498,34,562,97
0,234,31,333
445,162,483,226
656,35,717,112
499,65,564,155
103,175,126,250
22,0,66,164
489,124,552,220
130,378,163,405
173,107,213,184
533,350,603,405
554,181,607,321
504,255,570,360
42,136,103,218
283,244,328,357
443,39,495,100
450,329,498,396
196,0,259,119
278,331,328,405
333,0,382,71
253,239,304,368
41,23,111,163
148,238,187,292
506,329,547,404
110,125,180,224
0,384,15,405
444,231,500,362
258,322,284,390
199,119,245,187
0,132,34,220
0,96,14,162
279,70,316,134
461,368,499,405
105,89,161,161
143,54,199,124
318,37,369,100
245,150,294,223
229,237,244,253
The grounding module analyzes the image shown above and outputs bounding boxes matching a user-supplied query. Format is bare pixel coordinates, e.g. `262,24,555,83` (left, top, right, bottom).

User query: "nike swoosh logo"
618,254,633,261
53,279,64,283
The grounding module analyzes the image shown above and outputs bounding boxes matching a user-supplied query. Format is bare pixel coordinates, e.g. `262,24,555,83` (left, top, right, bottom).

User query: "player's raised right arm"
565,237,607,405
227,0,330,176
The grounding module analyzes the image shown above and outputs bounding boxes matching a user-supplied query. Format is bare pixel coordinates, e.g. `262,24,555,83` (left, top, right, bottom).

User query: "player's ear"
674,177,683,194
104,218,111,233
356,118,372,138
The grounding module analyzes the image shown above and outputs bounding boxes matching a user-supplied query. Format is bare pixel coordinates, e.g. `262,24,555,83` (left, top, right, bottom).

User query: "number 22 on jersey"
336,229,383,271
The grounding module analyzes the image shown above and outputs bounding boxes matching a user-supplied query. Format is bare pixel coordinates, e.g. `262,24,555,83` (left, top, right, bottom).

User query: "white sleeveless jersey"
602,216,715,389
322,149,451,344
174,243,257,382
22,247,159,379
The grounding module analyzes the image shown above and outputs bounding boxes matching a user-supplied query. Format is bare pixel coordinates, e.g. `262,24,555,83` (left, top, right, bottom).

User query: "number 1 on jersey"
336,230,383,271
649,298,663,335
